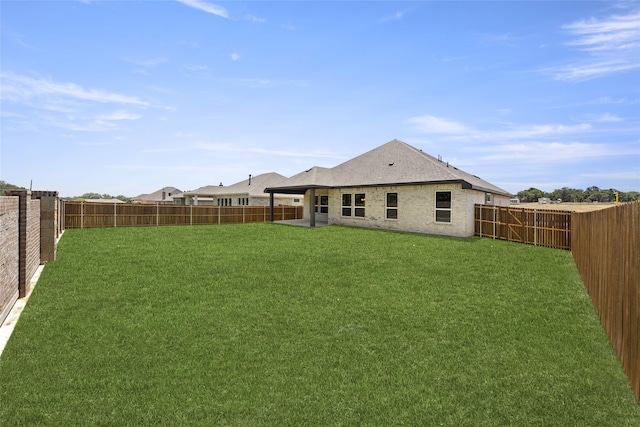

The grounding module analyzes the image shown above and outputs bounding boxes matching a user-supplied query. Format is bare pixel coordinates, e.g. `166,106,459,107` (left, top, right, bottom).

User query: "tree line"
2,180,637,204
67,193,132,203
0,183,131,202
515,186,639,203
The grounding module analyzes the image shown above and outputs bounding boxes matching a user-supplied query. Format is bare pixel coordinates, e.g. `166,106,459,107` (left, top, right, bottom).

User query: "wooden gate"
474,205,572,250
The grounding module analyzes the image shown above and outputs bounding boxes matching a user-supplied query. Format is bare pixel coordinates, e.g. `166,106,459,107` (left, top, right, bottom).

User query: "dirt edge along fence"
474,205,572,250
571,201,640,402
64,202,303,228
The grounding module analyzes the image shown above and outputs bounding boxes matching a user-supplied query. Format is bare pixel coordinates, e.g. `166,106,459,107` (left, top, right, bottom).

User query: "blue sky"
1,1,639,198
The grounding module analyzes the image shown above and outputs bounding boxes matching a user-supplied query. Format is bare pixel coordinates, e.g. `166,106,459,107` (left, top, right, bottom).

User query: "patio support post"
269,192,274,222
309,188,316,228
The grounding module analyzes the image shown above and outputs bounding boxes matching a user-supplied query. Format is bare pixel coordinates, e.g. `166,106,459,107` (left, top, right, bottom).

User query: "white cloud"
141,143,344,159
582,170,640,181
176,0,229,19
95,111,141,121
464,141,640,164
246,14,266,23
182,65,211,75
120,56,167,67
545,9,640,81
407,115,592,141
406,115,471,134
562,11,640,52
381,10,410,22
594,113,623,122
544,59,639,82
231,53,240,61
51,110,141,132
0,72,149,106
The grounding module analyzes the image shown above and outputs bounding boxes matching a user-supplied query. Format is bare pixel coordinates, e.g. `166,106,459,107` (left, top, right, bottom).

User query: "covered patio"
265,167,333,228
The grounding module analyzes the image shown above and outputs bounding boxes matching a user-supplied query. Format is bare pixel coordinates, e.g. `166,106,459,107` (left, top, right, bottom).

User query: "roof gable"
133,186,181,202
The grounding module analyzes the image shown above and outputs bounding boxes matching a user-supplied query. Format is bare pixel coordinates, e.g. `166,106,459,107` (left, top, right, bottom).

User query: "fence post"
190,204,193,226
156,203,159,226
479,205,482,237
493,205,496,239
243,205,245,224
534,210,538,246
81,201,84,229
114,201,117,228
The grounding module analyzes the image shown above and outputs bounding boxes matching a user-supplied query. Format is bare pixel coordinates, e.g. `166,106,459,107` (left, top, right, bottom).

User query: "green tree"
0,180,27,194
620,191,640,202
516,187,546,202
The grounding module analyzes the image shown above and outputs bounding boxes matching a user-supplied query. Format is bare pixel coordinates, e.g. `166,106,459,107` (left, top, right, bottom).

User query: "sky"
1,0,639,198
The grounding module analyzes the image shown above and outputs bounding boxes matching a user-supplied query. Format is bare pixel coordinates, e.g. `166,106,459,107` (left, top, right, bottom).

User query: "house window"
315,195,328,213
435,191,452,223
485,193,493,204
238,198,249,206
341,194,352,217
386,192,398,220
354,193,365,217
342,193,365,217
294,199,300,203
320,196,328,213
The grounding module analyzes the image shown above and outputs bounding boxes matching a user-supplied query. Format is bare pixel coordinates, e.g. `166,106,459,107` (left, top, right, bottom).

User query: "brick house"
131,187,182,204
265,139,511,237
180,172,303,207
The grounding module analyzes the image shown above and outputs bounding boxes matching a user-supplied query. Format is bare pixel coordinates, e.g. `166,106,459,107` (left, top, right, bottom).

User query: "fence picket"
474,204,572,250
571,201,640,402
64,202,303,229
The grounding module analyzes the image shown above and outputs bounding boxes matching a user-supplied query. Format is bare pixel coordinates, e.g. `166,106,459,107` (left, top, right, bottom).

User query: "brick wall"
5,190,44,298
319,184,508,238
0,197,20,324
1,190,62,323
25,197,41,296
32,191,61,262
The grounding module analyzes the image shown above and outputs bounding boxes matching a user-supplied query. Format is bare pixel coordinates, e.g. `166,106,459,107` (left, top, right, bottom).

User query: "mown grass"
1,224,638,426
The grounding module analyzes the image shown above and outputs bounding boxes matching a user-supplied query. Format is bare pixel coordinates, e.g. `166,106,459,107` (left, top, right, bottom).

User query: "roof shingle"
266,139,511,196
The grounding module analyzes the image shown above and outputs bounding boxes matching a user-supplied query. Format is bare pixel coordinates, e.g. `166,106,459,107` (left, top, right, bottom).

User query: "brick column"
5,190,40,297
32,191,60,263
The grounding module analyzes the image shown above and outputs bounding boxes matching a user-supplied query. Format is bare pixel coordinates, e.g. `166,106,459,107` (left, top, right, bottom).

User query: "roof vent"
389,162,394,166
219,182,223,186
438,155,442,162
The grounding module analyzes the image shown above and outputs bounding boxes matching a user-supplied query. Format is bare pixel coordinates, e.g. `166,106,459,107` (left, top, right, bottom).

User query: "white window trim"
386,192,398,220
354,193,366,218
341,193,352,217
485,193,493,204
435,191,452,224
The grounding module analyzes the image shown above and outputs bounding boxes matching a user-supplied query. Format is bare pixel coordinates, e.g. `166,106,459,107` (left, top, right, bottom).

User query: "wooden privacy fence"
64,202,303,229
571,201,640,402
474,205,572,250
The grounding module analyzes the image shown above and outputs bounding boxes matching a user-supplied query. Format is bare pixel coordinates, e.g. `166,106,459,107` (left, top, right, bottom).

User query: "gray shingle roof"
132,186,181,202
266,139,511,196
185,172,289,197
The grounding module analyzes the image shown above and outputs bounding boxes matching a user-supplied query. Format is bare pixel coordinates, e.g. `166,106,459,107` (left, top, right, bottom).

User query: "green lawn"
1,224,638,426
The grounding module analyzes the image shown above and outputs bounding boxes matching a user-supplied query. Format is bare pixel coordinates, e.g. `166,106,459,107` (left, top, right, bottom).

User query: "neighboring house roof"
184,172,289,197
266,139,511,196
132,186,181,203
